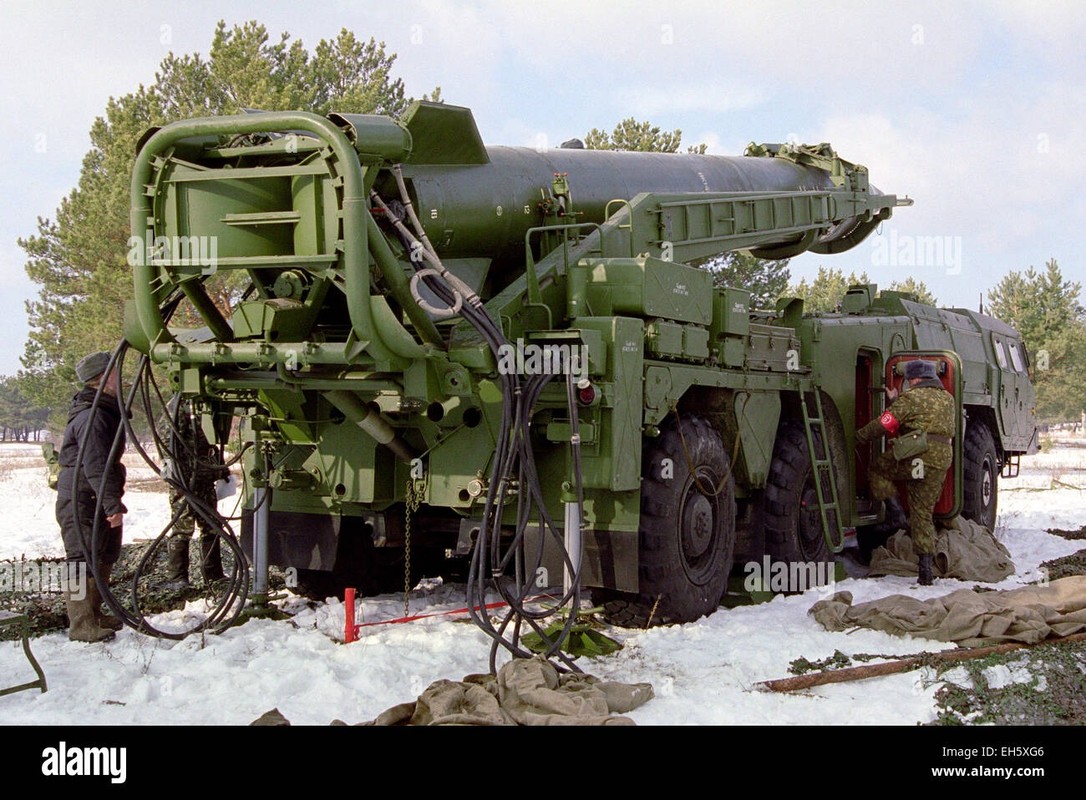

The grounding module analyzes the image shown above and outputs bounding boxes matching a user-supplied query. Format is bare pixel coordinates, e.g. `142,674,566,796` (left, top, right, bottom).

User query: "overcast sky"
1,0,1084,376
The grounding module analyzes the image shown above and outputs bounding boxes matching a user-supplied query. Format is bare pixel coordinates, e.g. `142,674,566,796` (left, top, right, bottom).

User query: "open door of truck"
884,351,965,520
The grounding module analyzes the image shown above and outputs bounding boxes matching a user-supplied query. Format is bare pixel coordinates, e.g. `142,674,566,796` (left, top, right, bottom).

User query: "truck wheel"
760,421,833,567
291,523,422,601
292,568,354,602
962,421,999,530
292,548,423,601
596,416,736,627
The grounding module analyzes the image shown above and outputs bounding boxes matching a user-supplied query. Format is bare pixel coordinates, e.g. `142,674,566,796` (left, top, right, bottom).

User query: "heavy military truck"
747,288,1038,573
124,102,1038,631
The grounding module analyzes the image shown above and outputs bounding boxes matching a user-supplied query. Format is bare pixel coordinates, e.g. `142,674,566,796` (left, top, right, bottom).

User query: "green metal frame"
0,611,47,696
129,111,423,365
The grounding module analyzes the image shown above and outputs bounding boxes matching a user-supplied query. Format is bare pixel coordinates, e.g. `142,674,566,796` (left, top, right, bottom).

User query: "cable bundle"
374,167,586,672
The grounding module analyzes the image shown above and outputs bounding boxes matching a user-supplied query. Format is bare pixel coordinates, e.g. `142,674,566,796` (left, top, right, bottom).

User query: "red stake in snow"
344,588,357,643
341,587,524,643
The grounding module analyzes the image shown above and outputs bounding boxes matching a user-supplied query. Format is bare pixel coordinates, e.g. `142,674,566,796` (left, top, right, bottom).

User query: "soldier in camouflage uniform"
164,399,229,589
856,359,955,585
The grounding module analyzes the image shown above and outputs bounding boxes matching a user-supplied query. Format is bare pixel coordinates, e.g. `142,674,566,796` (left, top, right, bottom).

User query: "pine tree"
788,266,872,313
1032,322,1086,422
584,118,707,154
887,277,937,306
987,258,1082,353
0,375,50,441
987,259,1085,422
700,252,791,310
585,118,686,153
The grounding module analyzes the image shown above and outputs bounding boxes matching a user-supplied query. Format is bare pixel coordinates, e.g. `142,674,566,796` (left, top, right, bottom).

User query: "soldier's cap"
904,359,938,381
75,351,111,385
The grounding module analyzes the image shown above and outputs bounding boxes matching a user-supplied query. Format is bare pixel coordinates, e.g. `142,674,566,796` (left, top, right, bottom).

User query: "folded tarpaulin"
868,516,1015,584
810,575,1086,647
363,657,655,726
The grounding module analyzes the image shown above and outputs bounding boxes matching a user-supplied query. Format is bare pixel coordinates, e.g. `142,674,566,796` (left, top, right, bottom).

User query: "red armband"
878,410,900,436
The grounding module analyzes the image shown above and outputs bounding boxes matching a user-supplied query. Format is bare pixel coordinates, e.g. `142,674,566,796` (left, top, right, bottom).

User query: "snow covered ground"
0,438,1082,726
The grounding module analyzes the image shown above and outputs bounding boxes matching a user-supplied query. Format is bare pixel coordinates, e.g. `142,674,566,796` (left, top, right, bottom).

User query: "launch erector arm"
128,102,907,368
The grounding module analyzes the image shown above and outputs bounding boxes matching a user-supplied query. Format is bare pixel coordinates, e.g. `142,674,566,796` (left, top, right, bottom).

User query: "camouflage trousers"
868,449,950,555
168,487,217,540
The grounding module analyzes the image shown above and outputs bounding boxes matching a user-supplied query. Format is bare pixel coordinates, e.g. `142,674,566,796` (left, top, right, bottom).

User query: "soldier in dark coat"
856,359,956,585
55,351,126,641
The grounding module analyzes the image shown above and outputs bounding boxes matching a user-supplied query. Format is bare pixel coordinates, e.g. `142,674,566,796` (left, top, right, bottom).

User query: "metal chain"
403,479,420,618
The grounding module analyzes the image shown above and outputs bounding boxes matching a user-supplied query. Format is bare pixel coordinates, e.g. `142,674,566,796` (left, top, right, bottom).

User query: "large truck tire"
595,416,736,627
759,420,834,567
962,420,999,531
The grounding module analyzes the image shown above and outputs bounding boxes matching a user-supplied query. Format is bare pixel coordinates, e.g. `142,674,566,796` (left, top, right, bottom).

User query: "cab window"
1008,341,1025,373
992,337,1008,369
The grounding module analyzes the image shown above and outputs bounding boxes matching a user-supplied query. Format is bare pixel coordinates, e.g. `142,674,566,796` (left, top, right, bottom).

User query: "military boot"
66,576,116,643
163,537,191,591
885,496,909,531
917,553,934,586
89,565,124,631
198,534,225,583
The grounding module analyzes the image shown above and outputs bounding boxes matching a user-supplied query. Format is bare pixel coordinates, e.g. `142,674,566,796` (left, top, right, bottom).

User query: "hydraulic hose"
377,173,587,672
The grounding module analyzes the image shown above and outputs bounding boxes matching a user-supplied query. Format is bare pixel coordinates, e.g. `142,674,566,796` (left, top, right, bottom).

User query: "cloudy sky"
1,0,1083,376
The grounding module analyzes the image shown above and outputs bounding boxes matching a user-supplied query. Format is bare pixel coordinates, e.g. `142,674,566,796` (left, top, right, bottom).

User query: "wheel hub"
982,464,993,506
682,493,714,560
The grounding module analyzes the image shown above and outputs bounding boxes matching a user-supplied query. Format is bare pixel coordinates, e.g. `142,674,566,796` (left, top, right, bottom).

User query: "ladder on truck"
800,390,845,554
